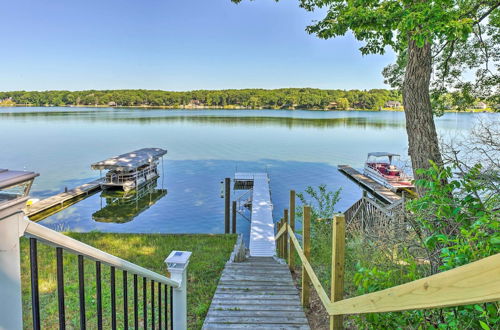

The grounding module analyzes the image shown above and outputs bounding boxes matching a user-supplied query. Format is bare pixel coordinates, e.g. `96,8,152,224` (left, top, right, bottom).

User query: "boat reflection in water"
92,179,167,223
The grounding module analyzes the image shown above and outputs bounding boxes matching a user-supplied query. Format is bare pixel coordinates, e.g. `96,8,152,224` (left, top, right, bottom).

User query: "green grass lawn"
20,233,236,329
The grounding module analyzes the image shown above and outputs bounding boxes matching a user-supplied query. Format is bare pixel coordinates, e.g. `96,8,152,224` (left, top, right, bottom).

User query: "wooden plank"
301,206,311,308
204,316,309,324
204,323,309,329
327,253,500,315
220,274,295,282
337,165,401,204
330,214,346,330
208,303,305,311
25,179,102,217
222,269,290,275
216,288,300,295
207,310,307,317
224,263,287,268
217,282,297,287
213,293,300,300
218,280,296,287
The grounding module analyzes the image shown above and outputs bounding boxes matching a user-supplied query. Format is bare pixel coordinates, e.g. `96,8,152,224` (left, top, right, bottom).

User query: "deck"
24,179,103,219
234,173,275,257
203,257,310,329
338,165,402,204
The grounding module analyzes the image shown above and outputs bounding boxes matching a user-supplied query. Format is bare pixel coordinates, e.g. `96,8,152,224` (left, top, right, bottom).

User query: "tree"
337,97,350,110
234,0,499,192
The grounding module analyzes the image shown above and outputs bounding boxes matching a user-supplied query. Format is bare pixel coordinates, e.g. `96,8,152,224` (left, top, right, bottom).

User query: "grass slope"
20,233,236,329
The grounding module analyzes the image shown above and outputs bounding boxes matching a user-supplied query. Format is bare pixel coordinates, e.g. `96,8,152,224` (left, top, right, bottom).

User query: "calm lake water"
0,107,495,236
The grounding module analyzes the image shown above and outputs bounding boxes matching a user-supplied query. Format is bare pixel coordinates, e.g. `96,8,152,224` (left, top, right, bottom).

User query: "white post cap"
165,251,192,273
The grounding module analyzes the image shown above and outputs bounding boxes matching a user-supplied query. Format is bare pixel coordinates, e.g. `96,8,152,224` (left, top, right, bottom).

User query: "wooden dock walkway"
203,257,310,329
24,179,103,219
338,165,401,204
234,173,276,257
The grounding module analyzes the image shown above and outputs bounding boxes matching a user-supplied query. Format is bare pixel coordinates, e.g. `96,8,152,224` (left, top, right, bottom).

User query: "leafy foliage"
295,185,342,289
0,88,404,110
351,162,500,328
291,0,499,113
408,162,499,271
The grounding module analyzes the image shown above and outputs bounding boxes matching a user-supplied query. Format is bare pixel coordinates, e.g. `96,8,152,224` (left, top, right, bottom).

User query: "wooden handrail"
327,253,500,315
275,221,287,240
276,217,500,317
288,225,332,309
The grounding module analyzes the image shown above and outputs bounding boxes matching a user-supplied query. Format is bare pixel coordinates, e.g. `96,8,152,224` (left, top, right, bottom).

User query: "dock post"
224,178,230,234
330,214,345,329
283,209,288,263
301,205,311,308
231,201,237,234
288,190,295,272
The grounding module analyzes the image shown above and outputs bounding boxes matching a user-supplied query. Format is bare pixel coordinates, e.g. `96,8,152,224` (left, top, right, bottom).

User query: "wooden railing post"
302,205,311,308
231,200,237,234
277,218,282,258
281,218,285,258
330,214,346,330
288,190,296,272
284,209,289,263
224,178,230,234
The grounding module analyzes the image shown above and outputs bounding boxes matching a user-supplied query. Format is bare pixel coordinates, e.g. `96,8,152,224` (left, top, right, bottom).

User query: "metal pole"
232,200,237,234
224,178,230,234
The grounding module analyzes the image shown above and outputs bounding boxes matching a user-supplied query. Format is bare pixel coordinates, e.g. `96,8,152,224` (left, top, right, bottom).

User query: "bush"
352,163,499,329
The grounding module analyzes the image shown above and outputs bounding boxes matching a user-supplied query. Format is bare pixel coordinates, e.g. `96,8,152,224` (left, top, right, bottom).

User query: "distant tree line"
0,88,403,110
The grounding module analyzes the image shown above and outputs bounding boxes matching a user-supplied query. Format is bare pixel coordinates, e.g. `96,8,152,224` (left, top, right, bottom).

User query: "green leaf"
479,320,490,330
490,237,500,246
474,304,484,313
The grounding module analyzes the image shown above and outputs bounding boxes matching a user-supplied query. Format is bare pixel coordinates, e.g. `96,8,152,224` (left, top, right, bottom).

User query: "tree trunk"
403,39,443,196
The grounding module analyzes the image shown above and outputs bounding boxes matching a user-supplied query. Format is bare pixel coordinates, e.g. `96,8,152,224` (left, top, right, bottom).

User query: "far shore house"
188,99,202,107
327,101,338,109
384,100,402,108
108,101,117,106
473,101,487,109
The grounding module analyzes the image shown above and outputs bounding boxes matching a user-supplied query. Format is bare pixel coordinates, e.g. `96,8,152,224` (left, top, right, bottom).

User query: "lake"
0,107,493,236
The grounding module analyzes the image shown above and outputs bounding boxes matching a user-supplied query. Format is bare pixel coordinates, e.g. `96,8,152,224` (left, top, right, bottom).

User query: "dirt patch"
291,267,330,329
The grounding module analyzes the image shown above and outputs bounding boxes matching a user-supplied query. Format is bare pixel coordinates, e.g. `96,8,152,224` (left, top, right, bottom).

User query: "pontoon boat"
364,152,414,192
91,148,166,192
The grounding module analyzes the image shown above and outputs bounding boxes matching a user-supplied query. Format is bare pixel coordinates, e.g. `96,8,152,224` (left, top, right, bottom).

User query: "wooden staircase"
203,257,310,329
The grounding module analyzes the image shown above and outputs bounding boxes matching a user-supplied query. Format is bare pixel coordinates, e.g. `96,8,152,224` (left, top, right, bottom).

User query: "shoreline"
0,104,496,113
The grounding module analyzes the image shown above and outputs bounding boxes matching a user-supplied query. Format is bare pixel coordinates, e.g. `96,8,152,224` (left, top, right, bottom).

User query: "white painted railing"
0,205,190,330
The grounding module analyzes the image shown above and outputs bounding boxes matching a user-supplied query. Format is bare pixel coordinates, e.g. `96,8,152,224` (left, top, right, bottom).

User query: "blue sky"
0,0,396,91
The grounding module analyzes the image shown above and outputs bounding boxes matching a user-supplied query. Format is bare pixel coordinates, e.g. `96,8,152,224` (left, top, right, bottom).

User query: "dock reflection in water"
92,180,167,224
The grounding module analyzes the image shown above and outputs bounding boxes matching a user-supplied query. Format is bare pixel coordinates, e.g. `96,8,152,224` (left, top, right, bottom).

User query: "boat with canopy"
91,148,166,192
363,152,414,192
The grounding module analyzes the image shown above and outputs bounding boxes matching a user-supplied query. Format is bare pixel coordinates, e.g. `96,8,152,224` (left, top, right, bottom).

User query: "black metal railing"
28,237,175,329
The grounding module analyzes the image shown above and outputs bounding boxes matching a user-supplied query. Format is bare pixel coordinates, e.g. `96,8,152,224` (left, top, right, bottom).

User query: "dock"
234,173,275,257
203,173,309,328
203,257,310,329
338,165,401,204
24,179,103,219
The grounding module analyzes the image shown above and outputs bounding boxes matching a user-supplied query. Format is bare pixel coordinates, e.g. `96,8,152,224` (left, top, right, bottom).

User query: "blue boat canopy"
91,148,167,171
